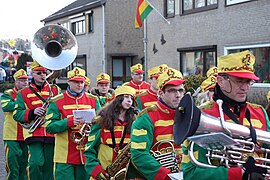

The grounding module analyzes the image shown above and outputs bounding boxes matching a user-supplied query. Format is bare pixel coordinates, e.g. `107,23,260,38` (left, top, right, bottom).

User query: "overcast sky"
0,0,76,40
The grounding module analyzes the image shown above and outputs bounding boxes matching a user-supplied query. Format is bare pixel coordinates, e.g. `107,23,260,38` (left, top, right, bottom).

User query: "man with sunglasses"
1,69,28,180
130,67,185,179
182,50,270,179
123,63,150,95
13,61,61,180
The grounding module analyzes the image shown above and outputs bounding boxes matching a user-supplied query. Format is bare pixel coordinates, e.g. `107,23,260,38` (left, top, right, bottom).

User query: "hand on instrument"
73,116,83,126
96,170,109,180
34,107,46,116
242,156,267,180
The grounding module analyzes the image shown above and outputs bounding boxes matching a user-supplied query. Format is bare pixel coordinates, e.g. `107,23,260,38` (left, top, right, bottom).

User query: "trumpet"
70,123,91,144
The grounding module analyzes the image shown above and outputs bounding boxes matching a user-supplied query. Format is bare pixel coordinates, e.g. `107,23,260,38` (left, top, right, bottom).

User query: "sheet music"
72,109,96,123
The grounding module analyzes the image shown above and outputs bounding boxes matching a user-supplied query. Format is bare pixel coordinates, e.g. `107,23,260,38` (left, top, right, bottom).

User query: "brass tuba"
174,94,270,171
20,24,78,133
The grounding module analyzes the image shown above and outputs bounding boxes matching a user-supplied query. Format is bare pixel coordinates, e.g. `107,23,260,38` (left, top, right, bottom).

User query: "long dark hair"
96,95,137,133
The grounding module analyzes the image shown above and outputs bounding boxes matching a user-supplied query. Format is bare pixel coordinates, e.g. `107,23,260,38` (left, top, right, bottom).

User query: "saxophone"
106,143,131,180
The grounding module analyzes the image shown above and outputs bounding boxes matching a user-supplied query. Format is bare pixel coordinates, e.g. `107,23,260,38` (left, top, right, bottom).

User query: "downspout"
102,2,106,72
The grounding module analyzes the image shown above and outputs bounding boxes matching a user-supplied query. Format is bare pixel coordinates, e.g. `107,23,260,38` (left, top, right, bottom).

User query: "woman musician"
84,85,137,180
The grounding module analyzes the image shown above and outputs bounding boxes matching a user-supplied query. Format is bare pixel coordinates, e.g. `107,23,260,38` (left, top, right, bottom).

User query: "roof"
42,0,105,23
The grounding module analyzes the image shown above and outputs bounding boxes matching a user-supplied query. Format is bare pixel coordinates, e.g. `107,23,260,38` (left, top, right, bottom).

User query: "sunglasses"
34,71,47,75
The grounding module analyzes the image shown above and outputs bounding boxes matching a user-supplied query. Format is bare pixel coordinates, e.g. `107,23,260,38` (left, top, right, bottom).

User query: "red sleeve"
67,116,75,127
154,166,171,180
228,167,242,180
91,164,103,178
24,109,31,122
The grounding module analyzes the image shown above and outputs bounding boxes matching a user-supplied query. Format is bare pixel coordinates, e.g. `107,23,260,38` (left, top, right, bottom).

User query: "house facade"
145,0,270,82
42,0,144,87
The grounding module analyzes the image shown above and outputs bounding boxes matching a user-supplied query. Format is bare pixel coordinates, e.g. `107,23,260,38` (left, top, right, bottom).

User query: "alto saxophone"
106,143,131,180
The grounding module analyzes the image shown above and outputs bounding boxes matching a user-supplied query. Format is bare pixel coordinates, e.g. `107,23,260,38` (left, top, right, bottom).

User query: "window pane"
167,0,175,14
195,0,205,8
183,0,192,10
113,59,123,76
207,0,217,5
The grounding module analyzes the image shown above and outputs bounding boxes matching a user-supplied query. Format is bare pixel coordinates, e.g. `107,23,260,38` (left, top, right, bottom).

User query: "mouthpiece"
130,106,140,115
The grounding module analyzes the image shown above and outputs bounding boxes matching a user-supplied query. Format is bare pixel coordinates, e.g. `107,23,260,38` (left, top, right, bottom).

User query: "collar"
147,88,157,97
131,80,143,86
156,100,176,115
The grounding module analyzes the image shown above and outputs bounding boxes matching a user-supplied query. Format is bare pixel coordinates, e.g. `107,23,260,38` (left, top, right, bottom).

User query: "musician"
136,64,168,110
130,67,185,180
84,76,91,93
1,69,28,180
196,75,217,105
13,61,61,180
45,67,101,180
206,66,218,77
84,85,137,180
182,50,270,179
91,73,115,107
123,63,150,95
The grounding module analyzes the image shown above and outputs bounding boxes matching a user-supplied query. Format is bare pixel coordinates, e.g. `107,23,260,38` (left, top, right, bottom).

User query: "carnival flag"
135,0,153,28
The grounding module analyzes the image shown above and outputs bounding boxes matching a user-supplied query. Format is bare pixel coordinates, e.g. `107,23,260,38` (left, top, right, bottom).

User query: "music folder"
72,109,96,123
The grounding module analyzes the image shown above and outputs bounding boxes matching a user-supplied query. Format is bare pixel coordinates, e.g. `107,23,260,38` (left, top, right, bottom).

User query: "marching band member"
1,69,28,180
45,67,101,180
182,50,270,179
84,76,91,93
136,64,168,110
130,68,185,180
13,61,61,180
91,73,115,107
206,66,218,77
123,63,150,95
84,85,137,180
196,75,217,106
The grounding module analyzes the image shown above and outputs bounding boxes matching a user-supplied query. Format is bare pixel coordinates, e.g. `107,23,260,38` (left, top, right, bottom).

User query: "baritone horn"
174,94,270,171
21,25,78,133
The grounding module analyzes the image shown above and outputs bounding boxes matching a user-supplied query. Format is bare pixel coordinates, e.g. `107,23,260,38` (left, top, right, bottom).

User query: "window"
226,45,270,83
88,12,94,33
165,0,175,18
71,20,85,35
182,0,217,14
112,57,132,88
178,45,217,76
226,0,253,6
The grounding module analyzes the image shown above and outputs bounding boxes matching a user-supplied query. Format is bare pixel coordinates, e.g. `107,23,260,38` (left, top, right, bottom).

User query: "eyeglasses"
223,76,255,86
34,71,47,75
165,88,185,94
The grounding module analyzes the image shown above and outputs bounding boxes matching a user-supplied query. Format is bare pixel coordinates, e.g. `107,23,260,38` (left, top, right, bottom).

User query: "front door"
112,57,132,88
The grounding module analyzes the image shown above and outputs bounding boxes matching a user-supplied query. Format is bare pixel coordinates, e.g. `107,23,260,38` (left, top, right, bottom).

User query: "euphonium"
106,143,131,180
20,25,78,133
174,94,270,172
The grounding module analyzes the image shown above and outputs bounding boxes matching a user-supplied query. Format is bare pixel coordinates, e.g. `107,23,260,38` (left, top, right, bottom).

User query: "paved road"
0,93,7,179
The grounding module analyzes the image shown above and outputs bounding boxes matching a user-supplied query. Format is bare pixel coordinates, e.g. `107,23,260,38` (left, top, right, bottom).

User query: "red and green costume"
84,119,131,179
13,82,61,180
136,88,158,110
130,101,182,180
1,88,28,180
91,88,115,107
182,101,270,180
123,80,150,95
46,90,101,180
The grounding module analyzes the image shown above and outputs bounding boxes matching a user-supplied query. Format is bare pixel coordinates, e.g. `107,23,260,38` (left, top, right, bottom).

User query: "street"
0,94,7,179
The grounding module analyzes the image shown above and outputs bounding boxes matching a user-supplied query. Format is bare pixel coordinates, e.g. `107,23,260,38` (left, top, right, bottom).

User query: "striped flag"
135,0,153,28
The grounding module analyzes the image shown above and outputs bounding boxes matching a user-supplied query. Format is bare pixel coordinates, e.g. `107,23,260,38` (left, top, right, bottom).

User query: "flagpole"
146,0,170,25
143,18,148,79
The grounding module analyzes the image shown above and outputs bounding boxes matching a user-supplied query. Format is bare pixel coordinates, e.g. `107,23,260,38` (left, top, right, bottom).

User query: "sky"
0,0,76,40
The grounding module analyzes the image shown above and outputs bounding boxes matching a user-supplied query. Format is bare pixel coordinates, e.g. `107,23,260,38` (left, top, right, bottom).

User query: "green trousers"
4,140,28,180
27,142,54,180
54,163,90,180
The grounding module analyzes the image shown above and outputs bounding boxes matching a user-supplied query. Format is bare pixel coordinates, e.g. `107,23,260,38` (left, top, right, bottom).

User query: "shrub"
184,74,206,94
0,82,14,93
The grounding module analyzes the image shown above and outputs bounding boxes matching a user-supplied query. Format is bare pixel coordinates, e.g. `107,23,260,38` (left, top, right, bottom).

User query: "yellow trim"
156,134,173,142
1,99,9,102
183,140,189,148
1,102,8,107
45,113,53,120
131,142,147,149
155,120,174,127
32,100,43,105
106,138,130,144
88,135,95,142
144,102,157,107
63,104,92,110
67,115,73,118
132,129,147,136
14,104,18,108
243,118,263,128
